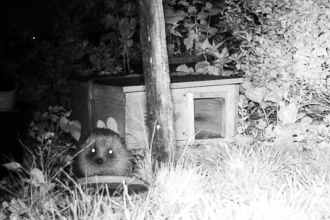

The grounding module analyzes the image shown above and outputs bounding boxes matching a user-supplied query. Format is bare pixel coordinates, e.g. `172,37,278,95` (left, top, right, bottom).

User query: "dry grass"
1,141,330,220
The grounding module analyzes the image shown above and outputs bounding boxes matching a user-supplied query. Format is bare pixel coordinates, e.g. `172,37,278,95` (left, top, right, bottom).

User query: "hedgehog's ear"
106,117,119,133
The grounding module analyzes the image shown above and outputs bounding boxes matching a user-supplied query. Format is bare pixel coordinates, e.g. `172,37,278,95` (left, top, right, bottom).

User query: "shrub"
229,0,330,149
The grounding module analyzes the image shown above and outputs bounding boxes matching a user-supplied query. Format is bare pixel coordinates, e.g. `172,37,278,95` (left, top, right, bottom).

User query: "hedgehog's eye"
108,149,113,155
91,148,96,154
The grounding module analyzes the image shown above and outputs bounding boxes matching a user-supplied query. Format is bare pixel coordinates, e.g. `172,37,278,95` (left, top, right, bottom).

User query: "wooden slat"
123,78,243,93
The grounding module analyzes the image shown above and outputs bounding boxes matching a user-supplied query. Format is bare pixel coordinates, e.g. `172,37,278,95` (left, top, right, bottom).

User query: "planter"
107,54,210,74
106,59,144,75
124,59,143,74
168,54,209,72
0,102,34,179
0,77,16,112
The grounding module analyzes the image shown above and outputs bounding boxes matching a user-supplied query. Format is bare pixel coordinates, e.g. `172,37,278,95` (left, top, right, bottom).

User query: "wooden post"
137,0,176,167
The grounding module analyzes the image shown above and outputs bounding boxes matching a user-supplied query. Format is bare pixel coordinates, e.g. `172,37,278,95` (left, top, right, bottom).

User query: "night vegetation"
1,0,330,219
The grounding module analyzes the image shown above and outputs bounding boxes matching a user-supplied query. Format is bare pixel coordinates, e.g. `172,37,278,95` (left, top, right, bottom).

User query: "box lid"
69,74,243,89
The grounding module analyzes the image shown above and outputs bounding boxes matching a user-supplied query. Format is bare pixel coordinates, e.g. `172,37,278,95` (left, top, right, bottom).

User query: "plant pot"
124,59,144,74
109,54,209,74
168,54,209,72
106,59,144,75
0,77,16,112
0,101,34,179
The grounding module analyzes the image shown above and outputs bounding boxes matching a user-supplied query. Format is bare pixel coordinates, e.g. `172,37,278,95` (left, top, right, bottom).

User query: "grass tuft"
1,139,330,219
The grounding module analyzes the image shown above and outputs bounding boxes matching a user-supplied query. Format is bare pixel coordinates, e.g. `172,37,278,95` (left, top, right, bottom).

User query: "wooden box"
70,75,243,148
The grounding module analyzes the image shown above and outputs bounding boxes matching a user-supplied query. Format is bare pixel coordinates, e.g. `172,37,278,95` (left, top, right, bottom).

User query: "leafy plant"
90,0,140,74
164,0,221,57
0,106,80,218
224,0,330,148
163,0,243,76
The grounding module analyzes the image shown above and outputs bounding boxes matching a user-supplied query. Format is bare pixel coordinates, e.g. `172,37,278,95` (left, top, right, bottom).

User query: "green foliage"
229,0,330,148
5,0,330,147
2,1,330,219
84,0,140,75
25,107,79,175
29,106,81,143
164,0,221,56
163,0,245,76
0,107,80,219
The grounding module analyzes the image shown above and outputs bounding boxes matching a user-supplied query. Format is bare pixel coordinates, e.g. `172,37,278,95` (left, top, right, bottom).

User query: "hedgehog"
72,128,132,177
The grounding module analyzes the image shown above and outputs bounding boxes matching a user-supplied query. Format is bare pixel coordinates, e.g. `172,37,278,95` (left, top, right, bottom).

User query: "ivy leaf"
59,117,81,141
197,12,210,21
183,30,198,50
169,25,182,37
207,27,219,37
209,47,229,60
204,2,213,10
264,91,280,103
209,8,221,16
165,9,187,24
128,18,138,30
102,14,117,30
245,87,267,103
196,38,211,51
118,17,137,40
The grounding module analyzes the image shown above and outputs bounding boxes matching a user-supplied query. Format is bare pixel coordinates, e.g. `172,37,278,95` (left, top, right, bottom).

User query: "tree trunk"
137,0,176,168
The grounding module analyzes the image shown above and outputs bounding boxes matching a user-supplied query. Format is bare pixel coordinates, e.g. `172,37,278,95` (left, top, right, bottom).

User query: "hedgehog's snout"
95,157,104,165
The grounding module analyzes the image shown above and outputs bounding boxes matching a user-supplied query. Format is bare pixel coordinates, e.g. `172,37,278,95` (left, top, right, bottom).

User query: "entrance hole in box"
194,97,225,139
